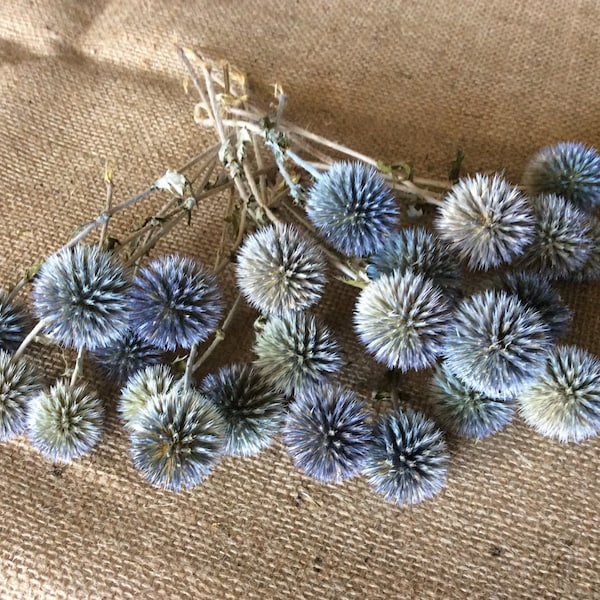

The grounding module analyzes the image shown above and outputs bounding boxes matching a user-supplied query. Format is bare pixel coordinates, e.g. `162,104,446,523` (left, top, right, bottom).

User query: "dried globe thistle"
362,408,449,505
27,379,104,463
236,224,326,316
519,345,600,442
354,269,451,371
429,362,515,439
435,173,535,270
522,193,592,279
443,290,551,399
499,271,571,339
119,363,176,430
129,254,223,351
0,350,43,440
201,363,285,456
282,383,371,483
570,216,600,282
129,387,225,492
32,245,130,350
366,227,462,296
253,313,343,396
305,161,399,257
522,142,600,211
0,291,31,353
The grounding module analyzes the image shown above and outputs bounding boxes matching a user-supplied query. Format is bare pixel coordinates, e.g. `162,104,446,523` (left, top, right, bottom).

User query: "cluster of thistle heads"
1,141,600,505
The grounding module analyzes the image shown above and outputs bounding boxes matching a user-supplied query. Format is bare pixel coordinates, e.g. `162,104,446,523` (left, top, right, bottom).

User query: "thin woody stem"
13,320,46,360
70,347,85,388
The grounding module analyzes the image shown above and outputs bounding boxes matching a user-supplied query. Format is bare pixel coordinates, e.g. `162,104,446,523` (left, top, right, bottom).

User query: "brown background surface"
0,1,599,598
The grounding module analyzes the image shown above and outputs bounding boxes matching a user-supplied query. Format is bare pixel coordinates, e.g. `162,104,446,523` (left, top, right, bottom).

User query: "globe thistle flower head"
443,290,551,399
119,363,175,430
32,245,130,350
499,271,572,339
570,216,600,283
253,313,343,397
0,350,43,440
201,363,285,456
236,224,326,316
362,408,449,505
129,254,223,351
523,142,600,211
519,345,600,442
354,269,451,371
0,291,31,353
282,384,372,483
305,161,399,257
27,379,104,463
129,386,225,492
92,329,162,385
435,173,535,270
429,363,515,439
522,193,592,279
367,228,462,296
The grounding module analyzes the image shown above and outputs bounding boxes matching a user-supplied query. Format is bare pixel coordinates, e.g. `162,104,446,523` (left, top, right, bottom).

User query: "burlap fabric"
0,2,598,598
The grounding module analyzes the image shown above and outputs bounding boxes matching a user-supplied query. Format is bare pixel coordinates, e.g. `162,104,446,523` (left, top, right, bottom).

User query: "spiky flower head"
119,364,175,430
429,363,515,439
0,350,43,440
305,161,399,257
129,387,225,492
282,383,371,483
354,269,451,371
362,408,449,505
522,142,600,211
0,291,31,353
236,224,326,316
435,173,535,270
366,227,462,296
32,245,130,350
27,379,104,463
443,290,551,399
570,216,600,283
522,193,592,279
91,329,162,385
129,254,223,351
253,313,343,396
201,364,285,456
519,345,600,442
499,271,571,339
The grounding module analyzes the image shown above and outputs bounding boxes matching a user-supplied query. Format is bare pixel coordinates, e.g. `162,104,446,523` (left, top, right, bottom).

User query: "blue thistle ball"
354,269,451,371
305,161,400,257
522,193,592,279
435,173,535,270
253,313,343,397
236,224,326,316
32,245,130,350
282,383,372,483
362,408,449,505
119,364,176,430
570,216,600,282
27,379,104,463
201,364,285,456
519,345,600,442
0,350,43,440
0,291,31,353
443,290,551,399
499,271,572,339
129,254,223,351
91,329,162,385
429,362,515,439
129,386,225,492
523,142,600,211
366,227,462,296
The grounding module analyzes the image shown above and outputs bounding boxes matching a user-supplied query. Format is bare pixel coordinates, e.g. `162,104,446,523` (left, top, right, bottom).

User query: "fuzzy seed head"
0,292,31,353
435,173,535,270
305,161,400,257
32,245,130,350
362,408,449,505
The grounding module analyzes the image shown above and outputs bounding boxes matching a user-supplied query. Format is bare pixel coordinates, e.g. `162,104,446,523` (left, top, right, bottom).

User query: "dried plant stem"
70,347,85,388
14,320,46,360
99,163,114,248
183,342,199,389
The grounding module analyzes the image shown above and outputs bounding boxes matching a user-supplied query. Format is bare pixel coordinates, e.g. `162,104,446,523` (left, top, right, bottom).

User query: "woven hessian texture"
1,1,599,598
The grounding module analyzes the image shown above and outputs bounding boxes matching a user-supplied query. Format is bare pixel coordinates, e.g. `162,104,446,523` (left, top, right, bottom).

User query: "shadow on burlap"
0,2,598,598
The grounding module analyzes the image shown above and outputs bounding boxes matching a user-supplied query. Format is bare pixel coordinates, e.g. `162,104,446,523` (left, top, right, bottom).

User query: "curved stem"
70,347,85,388
14,320,46,360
